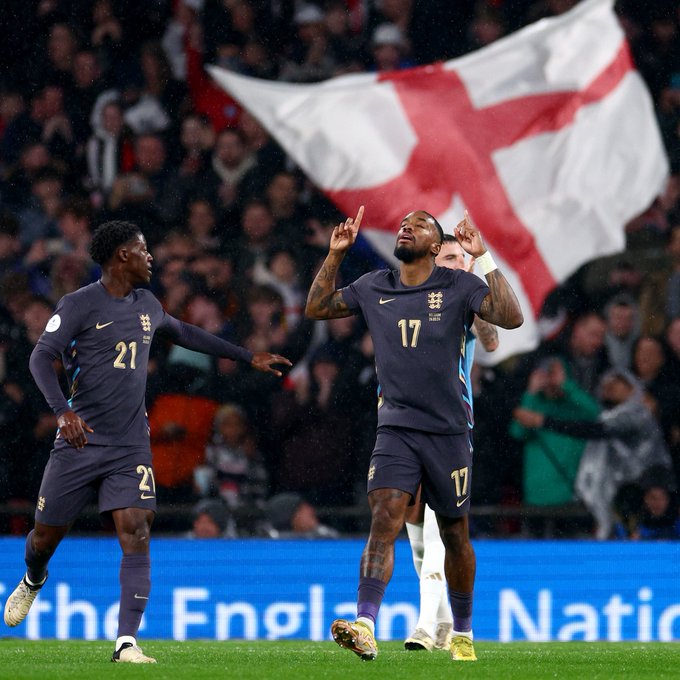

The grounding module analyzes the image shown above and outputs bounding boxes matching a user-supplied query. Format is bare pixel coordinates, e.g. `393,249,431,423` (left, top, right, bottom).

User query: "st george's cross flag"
208,0,668,365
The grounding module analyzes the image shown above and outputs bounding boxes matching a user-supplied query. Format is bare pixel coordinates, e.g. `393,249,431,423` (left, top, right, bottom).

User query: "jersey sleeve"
459,271,490,315
31,296,88,417
36,296,89,354
339,271,373,311
157,312,253,363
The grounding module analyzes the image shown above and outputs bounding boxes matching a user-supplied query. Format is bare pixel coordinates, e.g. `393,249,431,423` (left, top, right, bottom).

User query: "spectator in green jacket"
510,357,600,534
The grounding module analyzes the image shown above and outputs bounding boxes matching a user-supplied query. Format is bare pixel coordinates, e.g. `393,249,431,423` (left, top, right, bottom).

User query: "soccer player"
404,234,498,652
305,207,522,662
3,221,291,663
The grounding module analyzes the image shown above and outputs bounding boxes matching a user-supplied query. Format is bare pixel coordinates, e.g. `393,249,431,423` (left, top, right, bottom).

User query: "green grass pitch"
1,640,679,679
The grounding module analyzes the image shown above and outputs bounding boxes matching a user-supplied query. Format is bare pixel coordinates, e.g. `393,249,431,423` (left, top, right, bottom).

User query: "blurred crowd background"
0,0,679,540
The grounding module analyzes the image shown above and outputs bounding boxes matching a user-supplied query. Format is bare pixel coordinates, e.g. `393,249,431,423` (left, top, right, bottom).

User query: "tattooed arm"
472,316,499,351
477,270,523,329
305,206,364,320
455,210,524,330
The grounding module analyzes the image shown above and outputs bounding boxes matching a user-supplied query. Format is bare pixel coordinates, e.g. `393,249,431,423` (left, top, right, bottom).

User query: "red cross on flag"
208,0,668,365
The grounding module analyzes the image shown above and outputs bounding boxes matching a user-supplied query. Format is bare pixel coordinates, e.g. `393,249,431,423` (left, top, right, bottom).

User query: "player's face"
394,211,440,263
124,234,153,284
435,241,466,270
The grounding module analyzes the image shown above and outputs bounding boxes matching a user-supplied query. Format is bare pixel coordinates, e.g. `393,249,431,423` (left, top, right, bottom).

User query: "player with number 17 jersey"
340,265,488,435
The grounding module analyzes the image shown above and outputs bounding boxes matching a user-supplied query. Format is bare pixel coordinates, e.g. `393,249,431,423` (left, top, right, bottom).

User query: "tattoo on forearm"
473,318,499,351
306,256,351,319
478,270,523,329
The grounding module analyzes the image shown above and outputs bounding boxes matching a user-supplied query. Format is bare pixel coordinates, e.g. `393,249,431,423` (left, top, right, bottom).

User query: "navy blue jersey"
35,282,167,447
340,266,489,434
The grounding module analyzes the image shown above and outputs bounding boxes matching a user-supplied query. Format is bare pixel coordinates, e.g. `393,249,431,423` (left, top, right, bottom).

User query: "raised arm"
465,256,500,351
455,211,523,330
305,206,364,320
472,317,499,352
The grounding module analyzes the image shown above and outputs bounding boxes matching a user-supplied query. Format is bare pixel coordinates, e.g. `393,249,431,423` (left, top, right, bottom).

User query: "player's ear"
117,246,128,262
431,241,442,257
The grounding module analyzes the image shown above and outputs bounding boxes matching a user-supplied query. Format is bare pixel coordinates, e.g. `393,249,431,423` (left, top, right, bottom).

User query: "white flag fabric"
208,0,668,365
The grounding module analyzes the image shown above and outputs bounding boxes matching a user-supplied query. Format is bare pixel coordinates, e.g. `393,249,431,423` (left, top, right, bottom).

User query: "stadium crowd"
0,0,679,539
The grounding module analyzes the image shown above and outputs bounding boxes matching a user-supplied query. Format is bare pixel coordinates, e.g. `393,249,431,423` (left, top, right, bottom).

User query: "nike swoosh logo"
134,594,149,600
379,298,396,304
95,321,113,329
140,494,155,500
456,497,469,508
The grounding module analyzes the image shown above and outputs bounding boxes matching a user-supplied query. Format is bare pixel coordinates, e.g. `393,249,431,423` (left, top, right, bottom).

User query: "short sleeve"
36,297,87,354
459,271,489,315
339,271,375,311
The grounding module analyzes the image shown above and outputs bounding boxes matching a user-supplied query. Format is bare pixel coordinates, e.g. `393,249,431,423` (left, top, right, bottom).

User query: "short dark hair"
89,220,141,265
422,211,444,244
442,233,457,244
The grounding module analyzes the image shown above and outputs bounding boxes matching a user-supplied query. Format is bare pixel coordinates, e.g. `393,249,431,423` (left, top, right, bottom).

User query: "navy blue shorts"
35,444,157,526
367,426,473,518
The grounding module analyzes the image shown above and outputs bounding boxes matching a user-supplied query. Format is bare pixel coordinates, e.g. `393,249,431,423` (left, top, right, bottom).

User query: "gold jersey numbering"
398,319,421,348
113,341,138,369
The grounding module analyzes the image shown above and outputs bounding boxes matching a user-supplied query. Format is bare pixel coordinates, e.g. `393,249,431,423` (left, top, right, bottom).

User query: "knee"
440,526,470,556
121,522,151,554
370,502,404,540
31,527,59,556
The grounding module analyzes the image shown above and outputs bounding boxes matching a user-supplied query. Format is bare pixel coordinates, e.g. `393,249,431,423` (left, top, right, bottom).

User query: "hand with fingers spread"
250,352,293,377
455,210,488,258
57,410,93,449
330,205,364,253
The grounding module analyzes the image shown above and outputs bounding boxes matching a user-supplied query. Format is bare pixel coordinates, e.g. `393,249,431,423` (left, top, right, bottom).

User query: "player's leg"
331,428,420,661
438,513,477,661
4,523,68,626
419,430,476,660
332,487,411,660
5,446,94,627
405,504,451,651
404,485,425,576
98,447,157,663
111,506,156,664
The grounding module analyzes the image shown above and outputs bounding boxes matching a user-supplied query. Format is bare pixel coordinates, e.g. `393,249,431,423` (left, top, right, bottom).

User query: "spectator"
280,6,338,83
187,498,236,538
631,335,680,445
370,23,413,72
86,100,127,199
252,247,306,331
614,468,680,540
514,369,674,539
639,223,680,336
510,357,600,535
185,199,220,252
555,311,610,395
231,201,279,281
176,113,214,181
603,294,640,370
107,133,183,242
264,492,339,538
265,171,306,240
68,50,106,144
237,284,287,354
194,403,268,514
204,128,257,214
